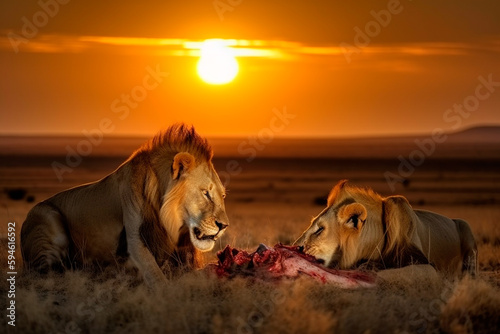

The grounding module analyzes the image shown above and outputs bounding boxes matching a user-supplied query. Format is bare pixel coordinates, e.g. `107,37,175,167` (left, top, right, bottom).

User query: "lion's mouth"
193,227,218,241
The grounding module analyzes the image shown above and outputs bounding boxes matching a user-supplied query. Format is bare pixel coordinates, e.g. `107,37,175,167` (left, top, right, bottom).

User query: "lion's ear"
382,196,428,267
327,179,348,206
172,152,195,180
338,203,367,230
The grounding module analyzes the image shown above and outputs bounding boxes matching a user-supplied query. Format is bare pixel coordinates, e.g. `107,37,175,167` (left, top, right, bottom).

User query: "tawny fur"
21,124,229,286
295,180,477,276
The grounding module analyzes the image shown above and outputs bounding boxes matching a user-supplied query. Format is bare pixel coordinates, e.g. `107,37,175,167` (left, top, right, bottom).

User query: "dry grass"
1,262,499,333
1,154,499,333
1,202,500,334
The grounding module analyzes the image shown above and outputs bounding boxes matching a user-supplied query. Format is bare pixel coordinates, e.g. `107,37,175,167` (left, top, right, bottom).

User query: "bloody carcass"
211,244,376,288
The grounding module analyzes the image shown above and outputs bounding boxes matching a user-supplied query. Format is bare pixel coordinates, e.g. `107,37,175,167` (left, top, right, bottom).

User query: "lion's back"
414,209,464,273
32,175,125,266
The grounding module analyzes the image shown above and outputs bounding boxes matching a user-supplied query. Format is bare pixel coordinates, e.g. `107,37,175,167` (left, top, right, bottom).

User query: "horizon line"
0,124,499,141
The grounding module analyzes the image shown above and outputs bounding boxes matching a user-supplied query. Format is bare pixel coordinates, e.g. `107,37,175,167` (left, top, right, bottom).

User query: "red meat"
211,244,376,288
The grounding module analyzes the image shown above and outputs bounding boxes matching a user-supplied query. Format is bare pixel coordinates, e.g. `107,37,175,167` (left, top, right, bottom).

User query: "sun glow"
196,39,239,85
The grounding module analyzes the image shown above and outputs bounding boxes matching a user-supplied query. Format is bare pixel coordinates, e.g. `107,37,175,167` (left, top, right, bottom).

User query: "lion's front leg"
127,226,168,287
122,194,167,288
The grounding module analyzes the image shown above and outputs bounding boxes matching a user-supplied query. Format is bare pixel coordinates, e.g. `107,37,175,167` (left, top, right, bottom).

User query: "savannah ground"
1,132,500,333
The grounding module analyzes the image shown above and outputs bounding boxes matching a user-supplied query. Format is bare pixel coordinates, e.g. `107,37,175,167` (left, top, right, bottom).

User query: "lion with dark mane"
21,124,229,285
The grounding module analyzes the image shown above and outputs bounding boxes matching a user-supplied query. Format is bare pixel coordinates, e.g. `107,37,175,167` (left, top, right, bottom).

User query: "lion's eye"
314,226,324,236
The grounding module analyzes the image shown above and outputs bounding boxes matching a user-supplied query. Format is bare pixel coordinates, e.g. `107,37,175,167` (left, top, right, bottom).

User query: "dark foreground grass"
1,204,499,333
1,261,499,334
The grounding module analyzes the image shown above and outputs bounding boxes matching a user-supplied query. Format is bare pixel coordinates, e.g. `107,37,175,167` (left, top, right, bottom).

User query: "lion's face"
294,181,385,269
180,162,229,252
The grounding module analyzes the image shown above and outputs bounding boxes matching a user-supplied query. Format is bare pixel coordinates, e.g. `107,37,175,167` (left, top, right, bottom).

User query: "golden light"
196,39,239,85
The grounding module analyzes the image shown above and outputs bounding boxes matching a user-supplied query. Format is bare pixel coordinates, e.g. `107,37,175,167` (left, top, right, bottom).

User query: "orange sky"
1,1,500,138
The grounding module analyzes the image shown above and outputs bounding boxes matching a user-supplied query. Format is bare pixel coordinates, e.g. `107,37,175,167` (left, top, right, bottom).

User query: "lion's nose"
215,220,228,231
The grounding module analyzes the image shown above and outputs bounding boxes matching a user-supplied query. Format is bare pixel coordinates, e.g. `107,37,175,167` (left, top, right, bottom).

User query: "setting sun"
196,39,239,85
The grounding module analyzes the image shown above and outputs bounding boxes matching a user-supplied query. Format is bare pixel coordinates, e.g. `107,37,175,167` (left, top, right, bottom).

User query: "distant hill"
446,125,500,142
0,126,499,159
